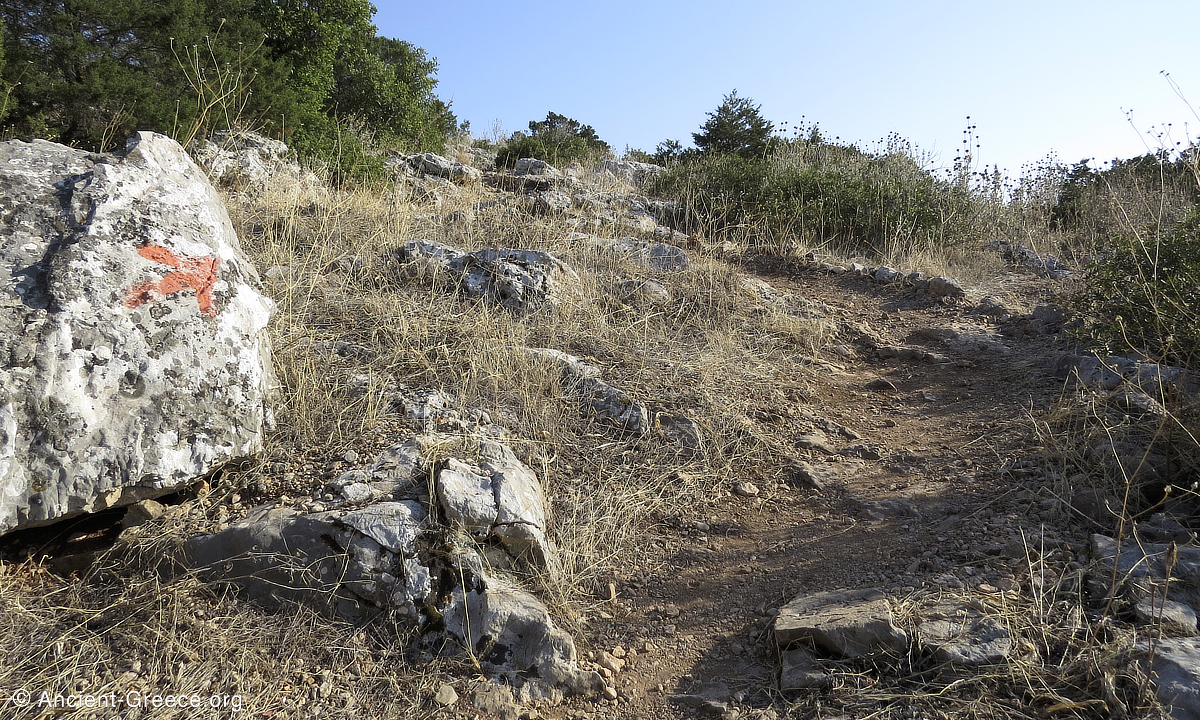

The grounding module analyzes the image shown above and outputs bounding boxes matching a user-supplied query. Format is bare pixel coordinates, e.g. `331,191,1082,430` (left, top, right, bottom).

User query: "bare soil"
558,263,1079,719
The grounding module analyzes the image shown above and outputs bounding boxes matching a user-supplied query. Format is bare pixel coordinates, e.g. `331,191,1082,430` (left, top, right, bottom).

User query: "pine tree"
692,90,774,159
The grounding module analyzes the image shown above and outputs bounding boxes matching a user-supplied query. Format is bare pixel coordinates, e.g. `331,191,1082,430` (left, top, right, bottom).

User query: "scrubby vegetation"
494,111,612,169
0,0,456,177
3,22,1200,717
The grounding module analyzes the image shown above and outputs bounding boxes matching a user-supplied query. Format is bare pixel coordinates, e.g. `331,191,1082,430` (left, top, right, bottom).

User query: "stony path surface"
559,265,1070,719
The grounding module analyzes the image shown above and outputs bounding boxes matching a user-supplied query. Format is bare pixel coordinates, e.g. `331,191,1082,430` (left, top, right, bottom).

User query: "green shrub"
693,90,774,159
653,136,954,253
1072,208,1200,366
495,112,610,169
290,117,388,186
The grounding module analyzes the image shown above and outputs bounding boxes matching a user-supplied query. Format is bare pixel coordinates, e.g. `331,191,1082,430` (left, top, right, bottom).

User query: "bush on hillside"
1050,153,1199,252
1072,208,1200,367
653,135,954,253
693,90,774,159
495,112,610,169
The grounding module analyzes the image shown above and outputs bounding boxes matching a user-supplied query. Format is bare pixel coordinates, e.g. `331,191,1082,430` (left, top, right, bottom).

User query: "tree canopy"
693,90,774,159
0,0,455,162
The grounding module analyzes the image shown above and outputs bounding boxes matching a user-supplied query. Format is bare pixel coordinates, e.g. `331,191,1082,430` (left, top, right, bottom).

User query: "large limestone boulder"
595,160,664,186
0,132,276,536
390,152,483,185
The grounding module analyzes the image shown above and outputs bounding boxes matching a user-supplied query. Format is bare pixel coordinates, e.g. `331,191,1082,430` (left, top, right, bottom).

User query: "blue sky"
374,1,1198,178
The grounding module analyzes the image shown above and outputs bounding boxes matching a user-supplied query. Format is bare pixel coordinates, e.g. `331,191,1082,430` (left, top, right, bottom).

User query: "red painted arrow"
124,244,220,316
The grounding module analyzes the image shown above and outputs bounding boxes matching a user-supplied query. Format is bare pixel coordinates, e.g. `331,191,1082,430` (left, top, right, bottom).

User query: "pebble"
596,651,625,673
432,684,458,707
734,481,760,497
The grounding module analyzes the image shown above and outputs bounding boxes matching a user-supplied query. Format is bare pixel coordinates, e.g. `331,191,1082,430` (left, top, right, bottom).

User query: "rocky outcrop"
394,240,582,313
565,233,690,271
0,132,276,536
595,160,664,186
181,430,599,701
524,348,653,435
1061,353,1195,398
192,129,326,204
389,152,483,185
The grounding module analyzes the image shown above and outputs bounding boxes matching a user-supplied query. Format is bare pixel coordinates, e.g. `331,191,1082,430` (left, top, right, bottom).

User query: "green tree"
495,111,610,168
327,36,455,152
0,0,455,165
693,90,774,159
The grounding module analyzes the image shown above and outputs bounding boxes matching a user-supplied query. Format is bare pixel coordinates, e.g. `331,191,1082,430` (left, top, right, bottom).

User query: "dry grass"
0,525,442,719
777,562,1163,720
6,150,1183,719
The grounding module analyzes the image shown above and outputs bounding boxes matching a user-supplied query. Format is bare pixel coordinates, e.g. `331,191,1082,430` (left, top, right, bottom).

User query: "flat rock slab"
1091,534,1200,610
1135,599,1199,637
917,603,1012,665
1139,637,1200,720
780,648,831,690
775,588,909,658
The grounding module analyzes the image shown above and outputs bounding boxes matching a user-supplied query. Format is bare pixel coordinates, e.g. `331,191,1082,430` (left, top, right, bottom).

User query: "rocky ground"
544,266,1085,720
2,135,1197,720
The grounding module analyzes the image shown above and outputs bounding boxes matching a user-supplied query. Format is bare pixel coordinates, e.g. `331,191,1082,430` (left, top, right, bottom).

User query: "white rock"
0,133,276,536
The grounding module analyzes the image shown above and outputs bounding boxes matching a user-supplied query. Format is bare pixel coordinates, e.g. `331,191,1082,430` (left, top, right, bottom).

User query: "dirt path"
564,264,1072,719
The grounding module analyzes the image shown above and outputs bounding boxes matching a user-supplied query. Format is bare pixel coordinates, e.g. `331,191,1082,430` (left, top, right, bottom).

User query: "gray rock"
433,684,459,707
395,241,581,313
340,501,427,554
785,461,831,491
184,499,593,699
192,129,326,204
775,588,909,658
1138,637,1200,720
779,648,831,690
866,377,898,392
1091,534,1200,609
873,266,903,283
456,248,581,312
655,413,704,454
987,240,1075,279
398,152,482,184
121,499,165,530
437,459,498,535
183,505,397,621
917,603,1012,664
1061,353,1195,398
443,574,604,699
923,276,966,298
795,431,836,454
567,233,690,271
1135,598,1198,636
513,157,559,176
595,160,664,186
471,685,520,720
533,190,573,215
524,348,653,435
480,440,555,567
616,279,672,308
0,132,277,536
